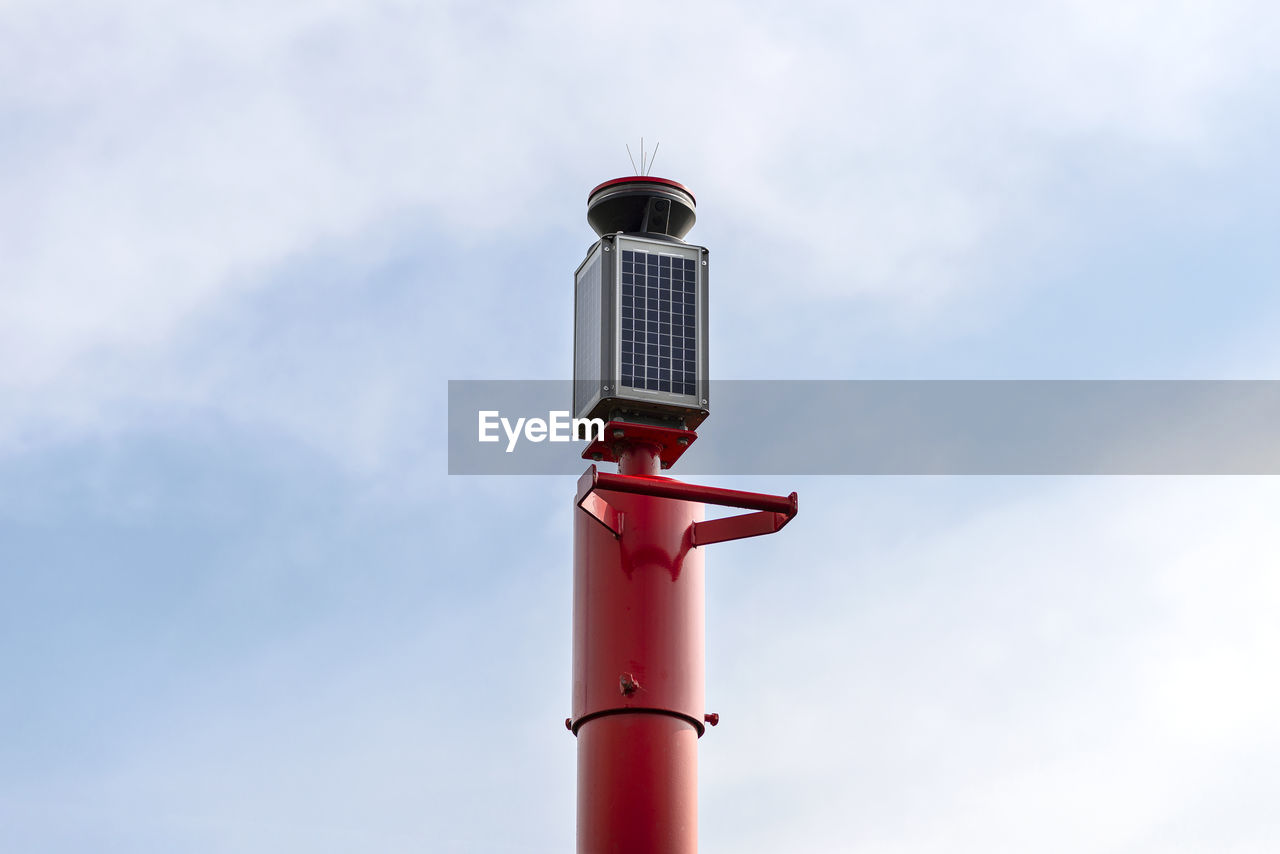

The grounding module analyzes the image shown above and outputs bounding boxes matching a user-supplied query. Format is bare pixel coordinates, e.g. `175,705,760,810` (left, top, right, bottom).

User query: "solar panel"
573,248,603,418
619,249,698,396
572,234,708,429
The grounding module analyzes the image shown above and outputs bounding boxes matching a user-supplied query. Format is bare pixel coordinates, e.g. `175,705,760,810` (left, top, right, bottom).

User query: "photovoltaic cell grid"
620,249,697,396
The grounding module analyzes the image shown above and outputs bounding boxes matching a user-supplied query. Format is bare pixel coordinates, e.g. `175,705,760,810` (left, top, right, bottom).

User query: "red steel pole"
567,175,797,852
571,441,705,854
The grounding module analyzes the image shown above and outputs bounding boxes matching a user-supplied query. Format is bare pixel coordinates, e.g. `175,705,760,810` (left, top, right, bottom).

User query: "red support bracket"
575,465,797,546
580,420,698,469
577,488,624,537
691,510,791,547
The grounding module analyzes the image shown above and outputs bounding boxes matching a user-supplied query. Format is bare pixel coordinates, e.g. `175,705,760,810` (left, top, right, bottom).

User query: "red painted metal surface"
588,175,696,203
581,420,698,469
572,444,703,853
572,447,706,734
577,714,699,854
578,465,798,518
576,464,798,547
571,444,798,853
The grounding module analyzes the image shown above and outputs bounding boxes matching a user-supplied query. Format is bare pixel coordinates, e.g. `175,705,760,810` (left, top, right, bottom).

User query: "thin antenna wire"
641,137,646,175
647,142,659,175
626,144,638,175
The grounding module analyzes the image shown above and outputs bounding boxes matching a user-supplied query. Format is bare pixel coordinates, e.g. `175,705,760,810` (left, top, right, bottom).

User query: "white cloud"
701,477,1280,852
2,0,1277,454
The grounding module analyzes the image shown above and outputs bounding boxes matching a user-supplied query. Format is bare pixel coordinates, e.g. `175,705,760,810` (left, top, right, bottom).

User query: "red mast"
567,175,798,852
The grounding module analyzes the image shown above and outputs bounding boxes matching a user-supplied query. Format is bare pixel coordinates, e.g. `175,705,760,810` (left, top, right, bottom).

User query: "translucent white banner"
448,381,1280,475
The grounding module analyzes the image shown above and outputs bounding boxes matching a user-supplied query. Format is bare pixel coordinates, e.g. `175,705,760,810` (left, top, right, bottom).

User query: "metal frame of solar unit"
573,232,710,430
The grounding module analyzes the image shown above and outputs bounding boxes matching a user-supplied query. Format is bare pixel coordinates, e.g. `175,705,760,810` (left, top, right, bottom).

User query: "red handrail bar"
575,465,798,545
577,466,797,517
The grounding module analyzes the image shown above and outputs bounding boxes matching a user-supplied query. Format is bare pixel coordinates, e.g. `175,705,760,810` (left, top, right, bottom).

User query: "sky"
2,0,1279,851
